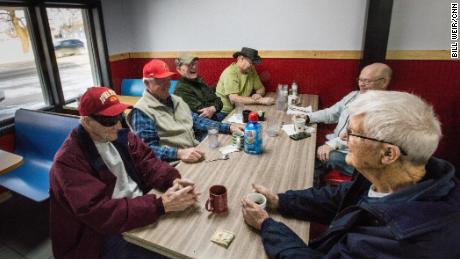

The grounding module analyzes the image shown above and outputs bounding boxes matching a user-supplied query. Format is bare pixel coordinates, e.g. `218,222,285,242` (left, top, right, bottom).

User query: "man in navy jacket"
242,90,460,258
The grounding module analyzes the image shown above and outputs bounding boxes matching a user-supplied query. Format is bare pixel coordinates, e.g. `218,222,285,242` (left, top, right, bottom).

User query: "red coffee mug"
205,185,228,213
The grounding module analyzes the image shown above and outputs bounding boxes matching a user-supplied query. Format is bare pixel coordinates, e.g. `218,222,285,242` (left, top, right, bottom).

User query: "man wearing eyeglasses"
216,47,275,114
129,59,243,163
242,91,460,258
308,63,392,187
173,53,226,121
50,87,200,258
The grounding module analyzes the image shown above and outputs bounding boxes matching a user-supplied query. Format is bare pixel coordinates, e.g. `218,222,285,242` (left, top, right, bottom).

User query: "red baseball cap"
143,59,176,78
78,86,132,116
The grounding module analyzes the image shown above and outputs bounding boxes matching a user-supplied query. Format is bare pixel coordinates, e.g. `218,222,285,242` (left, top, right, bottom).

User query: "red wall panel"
0,133,15,152
386,60,460,169
110,59,137,93
109,57,460,170
111,58,361,108
1,58,457,173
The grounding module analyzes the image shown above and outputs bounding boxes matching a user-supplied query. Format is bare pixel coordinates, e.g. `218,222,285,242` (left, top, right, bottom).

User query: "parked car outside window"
54,39,85,57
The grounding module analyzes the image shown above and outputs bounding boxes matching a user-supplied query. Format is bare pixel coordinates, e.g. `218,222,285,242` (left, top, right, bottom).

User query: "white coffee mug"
294,118,306,133
246,193,267,209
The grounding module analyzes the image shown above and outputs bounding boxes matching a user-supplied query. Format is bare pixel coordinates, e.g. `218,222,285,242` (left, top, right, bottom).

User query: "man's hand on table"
241,198,269,231
292,114,309,122
252,183,279,209
198,106,216,118
256,97,275,105
177,148,204,163
173,178,195,188
317,144,333,162
230,124,244,135
162,180,200,213
241,183,279,230
251,93,263,100
173,178,200,197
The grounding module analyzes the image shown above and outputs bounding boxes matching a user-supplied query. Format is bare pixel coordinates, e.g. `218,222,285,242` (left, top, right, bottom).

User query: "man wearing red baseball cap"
49,86,200,258
128,59,242,163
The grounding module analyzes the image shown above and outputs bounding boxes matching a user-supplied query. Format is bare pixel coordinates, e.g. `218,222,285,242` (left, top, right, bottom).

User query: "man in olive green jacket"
174,53,226,122
216,47,274,114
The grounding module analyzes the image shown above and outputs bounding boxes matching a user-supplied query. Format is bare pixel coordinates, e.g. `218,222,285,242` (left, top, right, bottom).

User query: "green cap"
175,52,198,67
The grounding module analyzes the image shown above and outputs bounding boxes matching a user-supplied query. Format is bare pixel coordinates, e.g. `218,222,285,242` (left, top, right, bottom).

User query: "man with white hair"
129,59,242,163
310,63,392,186
242,91,460,258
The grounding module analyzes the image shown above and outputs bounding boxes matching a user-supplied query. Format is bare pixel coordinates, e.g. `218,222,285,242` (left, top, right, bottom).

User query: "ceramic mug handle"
205,197,214,212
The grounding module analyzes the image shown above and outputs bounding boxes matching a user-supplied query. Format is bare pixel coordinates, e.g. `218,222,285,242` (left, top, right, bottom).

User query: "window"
0,7,46,121
47,7,96,101
0,0,110,128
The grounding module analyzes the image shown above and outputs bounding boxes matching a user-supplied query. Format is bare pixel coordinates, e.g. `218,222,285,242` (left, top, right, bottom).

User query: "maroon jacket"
49,127,180,259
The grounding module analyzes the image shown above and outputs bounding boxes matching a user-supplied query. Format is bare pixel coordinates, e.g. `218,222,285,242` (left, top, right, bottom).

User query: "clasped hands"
252,94,275,105
162,178,200,213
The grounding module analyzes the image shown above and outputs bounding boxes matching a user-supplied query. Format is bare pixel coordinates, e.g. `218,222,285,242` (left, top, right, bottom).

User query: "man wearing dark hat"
173,53,226,121
129,59,243,163
49,86,200,258
216,47,275,114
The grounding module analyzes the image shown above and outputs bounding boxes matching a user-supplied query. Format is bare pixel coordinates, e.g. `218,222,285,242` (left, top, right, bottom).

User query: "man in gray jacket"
307,63,392,186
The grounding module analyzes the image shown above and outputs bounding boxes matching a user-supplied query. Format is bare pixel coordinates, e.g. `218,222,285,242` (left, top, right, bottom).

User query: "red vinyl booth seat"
322,169,353,186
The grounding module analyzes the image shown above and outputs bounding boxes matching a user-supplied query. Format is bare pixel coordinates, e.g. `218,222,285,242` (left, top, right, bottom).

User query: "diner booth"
0,0,458,258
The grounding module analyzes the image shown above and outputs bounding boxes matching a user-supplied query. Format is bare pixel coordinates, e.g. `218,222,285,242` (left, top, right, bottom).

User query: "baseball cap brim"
149,71,176,79
95,103,132,116
176,56,199,66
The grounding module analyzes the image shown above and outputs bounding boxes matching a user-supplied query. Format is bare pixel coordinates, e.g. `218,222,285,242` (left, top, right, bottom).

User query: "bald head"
358,63,392,93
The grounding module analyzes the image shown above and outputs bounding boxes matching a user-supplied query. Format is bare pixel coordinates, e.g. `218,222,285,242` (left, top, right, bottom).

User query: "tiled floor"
0,193,53,259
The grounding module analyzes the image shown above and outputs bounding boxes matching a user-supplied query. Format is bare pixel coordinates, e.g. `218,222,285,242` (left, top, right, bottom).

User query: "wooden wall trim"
109,53,130,62
109,50,457,62
385,50,454,60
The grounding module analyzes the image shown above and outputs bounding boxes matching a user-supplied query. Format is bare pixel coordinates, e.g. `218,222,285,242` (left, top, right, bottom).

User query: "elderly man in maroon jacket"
49,87,199,259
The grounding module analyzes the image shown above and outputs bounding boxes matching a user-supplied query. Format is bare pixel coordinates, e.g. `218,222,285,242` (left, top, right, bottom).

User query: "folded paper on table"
219,145,240,155
287,105,312,115
282,124,316,136
211,229,235,248
206,151,227,162
226,114,244,124
282,124,296,136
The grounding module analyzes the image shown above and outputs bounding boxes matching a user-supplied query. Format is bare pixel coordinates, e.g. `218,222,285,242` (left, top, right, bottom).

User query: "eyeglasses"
90,114,122,127
357,77,384,84
346,128,407,155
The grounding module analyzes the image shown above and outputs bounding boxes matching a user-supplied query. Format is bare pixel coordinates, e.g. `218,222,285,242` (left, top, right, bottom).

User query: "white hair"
348,90,442,164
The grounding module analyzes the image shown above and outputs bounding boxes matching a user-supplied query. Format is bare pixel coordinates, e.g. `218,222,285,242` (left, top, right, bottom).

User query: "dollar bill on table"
211,229,235,248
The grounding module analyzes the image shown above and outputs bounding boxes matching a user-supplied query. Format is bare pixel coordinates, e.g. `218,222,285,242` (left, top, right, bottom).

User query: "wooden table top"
124,93,318,259
0,150,23,175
